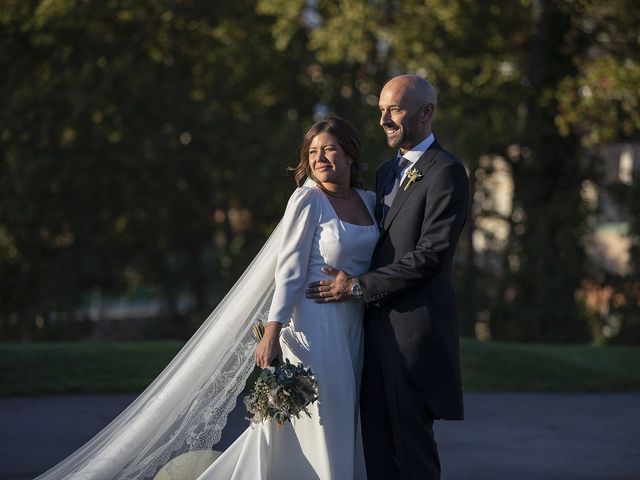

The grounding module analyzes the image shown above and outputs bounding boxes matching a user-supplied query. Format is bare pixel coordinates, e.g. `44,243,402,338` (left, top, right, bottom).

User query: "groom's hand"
305,266,355,303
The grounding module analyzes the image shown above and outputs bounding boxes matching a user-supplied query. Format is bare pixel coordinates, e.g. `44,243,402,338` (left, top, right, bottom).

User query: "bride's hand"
255,322,283,368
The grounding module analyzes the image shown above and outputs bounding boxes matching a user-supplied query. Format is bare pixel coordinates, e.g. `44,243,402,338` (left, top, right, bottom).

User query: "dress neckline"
317,187,376,227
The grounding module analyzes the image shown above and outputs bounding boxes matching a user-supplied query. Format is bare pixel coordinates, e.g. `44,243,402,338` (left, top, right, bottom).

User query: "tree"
258,0,639,343
1,0,637,343
0,0,316,338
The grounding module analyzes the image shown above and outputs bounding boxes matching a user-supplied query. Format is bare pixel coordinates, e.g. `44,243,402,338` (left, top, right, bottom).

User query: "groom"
306,74,469,479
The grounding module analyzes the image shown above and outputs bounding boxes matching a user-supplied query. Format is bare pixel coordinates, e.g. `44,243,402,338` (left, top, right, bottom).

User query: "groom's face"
379,85,423,154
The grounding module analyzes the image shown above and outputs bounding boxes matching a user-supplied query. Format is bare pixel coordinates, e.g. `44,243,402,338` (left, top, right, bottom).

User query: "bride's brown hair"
291,116,364,188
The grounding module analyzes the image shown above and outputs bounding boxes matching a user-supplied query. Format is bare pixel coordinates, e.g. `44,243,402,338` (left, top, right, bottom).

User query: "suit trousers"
360,319,440,480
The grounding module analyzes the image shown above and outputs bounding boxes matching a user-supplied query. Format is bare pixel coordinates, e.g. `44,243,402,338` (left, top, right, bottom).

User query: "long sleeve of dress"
267,187,320,324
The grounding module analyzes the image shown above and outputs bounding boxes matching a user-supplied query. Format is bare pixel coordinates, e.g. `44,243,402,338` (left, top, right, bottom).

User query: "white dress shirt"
398,132,435,184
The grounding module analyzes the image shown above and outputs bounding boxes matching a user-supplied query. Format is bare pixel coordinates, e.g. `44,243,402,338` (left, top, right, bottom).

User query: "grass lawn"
0,341,183,395
1,338,639,396
460,338,640,391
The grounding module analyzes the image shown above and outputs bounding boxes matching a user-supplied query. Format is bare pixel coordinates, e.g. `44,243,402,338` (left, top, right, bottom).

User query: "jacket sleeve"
267,187,320,324
359,161,469,305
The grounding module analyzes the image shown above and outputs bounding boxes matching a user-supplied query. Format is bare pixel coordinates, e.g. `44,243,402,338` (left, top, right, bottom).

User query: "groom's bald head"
379,75,437,153
383,75,438,109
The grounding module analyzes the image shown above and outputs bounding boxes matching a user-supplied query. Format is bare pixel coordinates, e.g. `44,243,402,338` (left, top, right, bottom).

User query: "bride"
36,116,378,480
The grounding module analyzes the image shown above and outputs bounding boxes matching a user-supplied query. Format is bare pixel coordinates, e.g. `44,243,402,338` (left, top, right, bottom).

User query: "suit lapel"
375,161,397,225
380,141,442,234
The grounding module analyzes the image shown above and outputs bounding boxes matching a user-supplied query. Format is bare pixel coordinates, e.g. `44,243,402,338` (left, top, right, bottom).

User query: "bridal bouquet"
244,321,319,428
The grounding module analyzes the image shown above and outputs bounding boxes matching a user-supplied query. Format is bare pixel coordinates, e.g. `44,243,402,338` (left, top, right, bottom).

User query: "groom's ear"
422,103,435,121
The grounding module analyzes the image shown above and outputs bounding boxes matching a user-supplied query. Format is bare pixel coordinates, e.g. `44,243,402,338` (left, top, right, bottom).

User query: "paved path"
1,393,639,479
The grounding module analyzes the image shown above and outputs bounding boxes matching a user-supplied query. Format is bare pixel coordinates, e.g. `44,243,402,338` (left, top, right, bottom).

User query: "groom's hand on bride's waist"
305,266,357,303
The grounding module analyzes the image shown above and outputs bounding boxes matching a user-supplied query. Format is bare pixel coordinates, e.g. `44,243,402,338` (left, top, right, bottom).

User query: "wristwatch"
350,278,363,299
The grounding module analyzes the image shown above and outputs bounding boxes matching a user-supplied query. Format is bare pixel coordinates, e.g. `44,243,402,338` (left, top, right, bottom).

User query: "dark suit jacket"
359,140,469,420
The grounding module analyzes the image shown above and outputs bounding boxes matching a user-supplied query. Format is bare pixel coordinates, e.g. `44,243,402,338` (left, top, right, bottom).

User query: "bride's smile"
308,132,352,189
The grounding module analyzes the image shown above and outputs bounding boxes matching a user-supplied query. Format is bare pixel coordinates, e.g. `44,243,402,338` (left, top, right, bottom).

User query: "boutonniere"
403,167,424,190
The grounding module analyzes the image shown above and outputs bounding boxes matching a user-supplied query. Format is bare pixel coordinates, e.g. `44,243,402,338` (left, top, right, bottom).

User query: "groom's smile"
383,124,401,141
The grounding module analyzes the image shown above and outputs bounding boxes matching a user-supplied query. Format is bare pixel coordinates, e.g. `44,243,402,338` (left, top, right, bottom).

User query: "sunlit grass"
461,338,640,391
1,339,639,395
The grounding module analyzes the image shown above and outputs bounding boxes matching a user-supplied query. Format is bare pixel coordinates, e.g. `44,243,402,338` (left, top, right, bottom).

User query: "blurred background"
1,0,639,346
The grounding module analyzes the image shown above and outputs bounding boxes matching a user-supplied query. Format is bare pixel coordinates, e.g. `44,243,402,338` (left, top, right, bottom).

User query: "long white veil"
35,215,287,479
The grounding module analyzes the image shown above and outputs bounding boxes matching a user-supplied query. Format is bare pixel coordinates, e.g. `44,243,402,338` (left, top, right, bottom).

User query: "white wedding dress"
35,181,378,480
200,185,379,479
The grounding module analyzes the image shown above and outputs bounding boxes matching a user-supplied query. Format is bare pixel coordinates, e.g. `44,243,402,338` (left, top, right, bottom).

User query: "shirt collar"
397,133,435,165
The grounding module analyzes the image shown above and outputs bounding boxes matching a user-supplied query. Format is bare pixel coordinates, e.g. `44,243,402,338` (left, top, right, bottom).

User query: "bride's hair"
291,115,364,188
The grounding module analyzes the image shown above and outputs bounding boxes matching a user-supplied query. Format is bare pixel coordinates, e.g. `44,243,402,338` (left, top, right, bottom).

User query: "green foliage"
607,181,640,344
257,0,640,343
244,358,318,427
0,1,638,343
0,0,316,334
